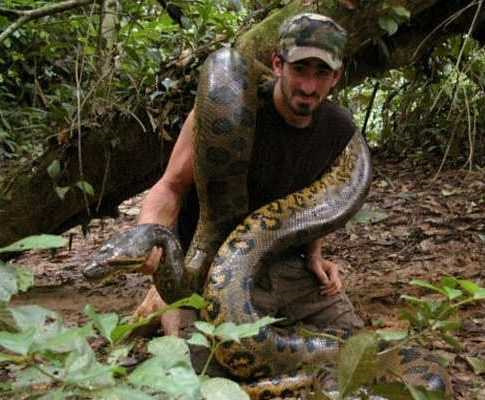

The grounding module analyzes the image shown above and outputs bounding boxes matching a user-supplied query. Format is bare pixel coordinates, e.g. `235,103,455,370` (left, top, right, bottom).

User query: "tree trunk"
0,0,482,247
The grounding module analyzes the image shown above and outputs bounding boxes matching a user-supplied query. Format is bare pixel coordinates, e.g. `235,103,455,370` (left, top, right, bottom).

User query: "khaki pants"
253,253,363,331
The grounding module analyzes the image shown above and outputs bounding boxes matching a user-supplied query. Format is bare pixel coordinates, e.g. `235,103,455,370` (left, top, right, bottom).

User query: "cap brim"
285,47,342,70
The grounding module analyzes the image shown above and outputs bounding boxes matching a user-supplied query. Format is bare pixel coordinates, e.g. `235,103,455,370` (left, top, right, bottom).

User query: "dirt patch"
8,157,485,399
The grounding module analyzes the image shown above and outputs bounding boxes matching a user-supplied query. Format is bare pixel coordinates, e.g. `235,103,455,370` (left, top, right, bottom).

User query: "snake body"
84,48,451,398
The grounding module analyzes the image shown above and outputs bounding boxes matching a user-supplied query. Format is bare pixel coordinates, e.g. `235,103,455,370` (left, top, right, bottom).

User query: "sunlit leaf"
410,279,445,295
338,332,378,398
378,16,398,35
195,321,216,336
84,305,119,344
95,386,156,400
188,332,210,348
147,336,192,368
376,330,408,342
0,235,67,253
76,180,95,196
201,377,249,400
47,159,61,180
0,328,35,355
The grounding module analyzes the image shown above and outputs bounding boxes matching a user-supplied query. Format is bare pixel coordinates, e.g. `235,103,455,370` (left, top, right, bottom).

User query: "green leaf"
410,279,446,295
35,324,95,354
0,328,35,355
76,180,95,196
9,305,59,332
38,389,74,400
147,336,192,368
195,321,216,336
391,6,411,19
214,322,242,343
338,332,378,398
465,356,485,375
188,332,210,348
440,276,458,289
201,377,249,400
15,365,60,388
129,357,200,398
433,320,461,332
378,15,399,35
0,263,19,302
171,293,206,310
14,265,34,292
63,347,115,388
0,234,67,253
107,343,133,365
95,386,156,400
376,330,408,342
442,287,462,301
47,159,61,180
373,382,414,400
55,186,71,200
84,305,119,344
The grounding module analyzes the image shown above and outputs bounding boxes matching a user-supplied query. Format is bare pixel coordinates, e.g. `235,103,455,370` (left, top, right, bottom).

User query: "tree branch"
0,0,97,45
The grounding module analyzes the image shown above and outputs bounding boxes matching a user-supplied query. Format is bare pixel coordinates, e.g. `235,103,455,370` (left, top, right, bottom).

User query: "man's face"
273,55,342,116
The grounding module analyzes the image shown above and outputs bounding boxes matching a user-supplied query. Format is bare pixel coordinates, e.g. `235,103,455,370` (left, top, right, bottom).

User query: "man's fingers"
138,246,163,274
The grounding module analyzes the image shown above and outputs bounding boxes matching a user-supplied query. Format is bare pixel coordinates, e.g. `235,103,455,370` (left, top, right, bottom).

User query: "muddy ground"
9,156,485,399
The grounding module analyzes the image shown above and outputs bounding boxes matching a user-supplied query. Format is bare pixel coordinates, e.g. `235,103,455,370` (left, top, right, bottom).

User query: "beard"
280,77,320,117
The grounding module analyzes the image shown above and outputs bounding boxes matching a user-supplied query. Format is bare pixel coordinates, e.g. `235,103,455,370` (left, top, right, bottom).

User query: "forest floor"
9,155,485,399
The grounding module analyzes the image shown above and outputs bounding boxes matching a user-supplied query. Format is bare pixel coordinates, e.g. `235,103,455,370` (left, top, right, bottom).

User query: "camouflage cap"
279,13,347,70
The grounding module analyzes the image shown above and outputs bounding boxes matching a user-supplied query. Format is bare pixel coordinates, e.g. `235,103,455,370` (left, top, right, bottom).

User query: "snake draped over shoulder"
84,48,452,399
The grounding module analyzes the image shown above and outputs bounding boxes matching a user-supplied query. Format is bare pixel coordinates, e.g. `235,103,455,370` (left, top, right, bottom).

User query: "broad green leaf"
378,15,399,35
47,159,61,180
0,263,18,302
129,357,200,398
14,365,60,388
0,328,35,355
107,343,133,365
457,279,483,296
465,356,485,375
214,322,242,343
84,305,119,344
201,377,249,400
38,389,73,400
404,383,445,400
76,180,95,196
227,316,281,339
338,332,378,398
472,288,485,300
442,287,462,301
0,351,25,363
64,347,115,388
440,276,458,289
373,382,414,400
9,305,59,332
410,279,445,295
14,265,34,292
195,321,216,336
55,186,71,200
0,234,67,253
188,332,210,348
171,293,206,310
376,330,408,342
391,6,411,19
147,336,191,368
96,386,156,400
35,324,95,354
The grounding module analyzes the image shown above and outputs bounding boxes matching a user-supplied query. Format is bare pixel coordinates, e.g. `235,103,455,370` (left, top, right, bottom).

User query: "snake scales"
84,49,451,399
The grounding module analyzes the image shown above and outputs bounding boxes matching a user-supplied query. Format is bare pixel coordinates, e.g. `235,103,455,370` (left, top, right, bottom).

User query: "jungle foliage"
1,236,485,399
0,0,483,168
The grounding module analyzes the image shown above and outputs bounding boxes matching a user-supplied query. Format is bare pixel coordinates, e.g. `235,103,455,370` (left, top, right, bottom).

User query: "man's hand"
138,246,163,275
307,255,343,297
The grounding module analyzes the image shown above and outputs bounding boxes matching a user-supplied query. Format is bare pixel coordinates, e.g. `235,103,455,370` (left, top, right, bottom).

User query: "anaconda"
84,48,452,399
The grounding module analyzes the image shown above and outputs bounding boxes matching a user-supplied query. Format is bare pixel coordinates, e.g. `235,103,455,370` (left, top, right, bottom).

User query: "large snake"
84,49,451,398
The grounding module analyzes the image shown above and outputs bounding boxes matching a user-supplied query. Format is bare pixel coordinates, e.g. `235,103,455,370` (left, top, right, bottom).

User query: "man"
135,13,364,336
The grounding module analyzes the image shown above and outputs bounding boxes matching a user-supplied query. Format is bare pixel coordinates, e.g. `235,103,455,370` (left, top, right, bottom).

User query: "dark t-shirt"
178,81,356,251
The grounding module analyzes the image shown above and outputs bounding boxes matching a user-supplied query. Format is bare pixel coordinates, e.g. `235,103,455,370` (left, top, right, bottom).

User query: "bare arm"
306,237,342,296
138,109,196,228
